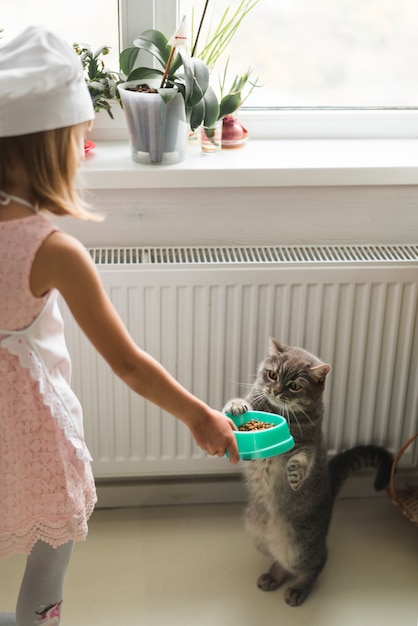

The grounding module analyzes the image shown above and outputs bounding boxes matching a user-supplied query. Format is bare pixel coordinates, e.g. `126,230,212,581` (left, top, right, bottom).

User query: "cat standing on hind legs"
223,337,393,607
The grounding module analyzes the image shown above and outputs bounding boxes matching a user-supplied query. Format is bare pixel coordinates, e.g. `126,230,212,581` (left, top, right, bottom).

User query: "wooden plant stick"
160,47,176,88
191,0,210,57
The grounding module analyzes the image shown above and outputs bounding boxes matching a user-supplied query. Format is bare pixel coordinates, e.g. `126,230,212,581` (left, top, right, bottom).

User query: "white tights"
0,540,74,626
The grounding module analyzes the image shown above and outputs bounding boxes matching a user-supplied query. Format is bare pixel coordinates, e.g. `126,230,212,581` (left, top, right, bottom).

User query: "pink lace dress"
0,213,97,559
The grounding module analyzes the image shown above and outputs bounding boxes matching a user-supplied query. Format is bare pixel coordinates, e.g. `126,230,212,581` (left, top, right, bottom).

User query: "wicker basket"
386,432,418,526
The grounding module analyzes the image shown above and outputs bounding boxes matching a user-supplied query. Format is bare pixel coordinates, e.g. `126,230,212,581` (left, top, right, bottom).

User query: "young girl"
0,26,239,626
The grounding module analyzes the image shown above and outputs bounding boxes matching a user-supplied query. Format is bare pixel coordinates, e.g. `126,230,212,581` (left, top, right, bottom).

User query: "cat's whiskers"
261,393,305,440
287,407,303,439
229,381,254,392
297,407,315,427
251,390,269,409
239,382,255,393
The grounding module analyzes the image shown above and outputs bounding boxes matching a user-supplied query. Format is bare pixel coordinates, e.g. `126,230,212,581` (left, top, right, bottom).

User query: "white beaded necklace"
0,190,38,213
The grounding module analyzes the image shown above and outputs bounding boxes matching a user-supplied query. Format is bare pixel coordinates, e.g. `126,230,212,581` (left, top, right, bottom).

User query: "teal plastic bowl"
226,410,295,460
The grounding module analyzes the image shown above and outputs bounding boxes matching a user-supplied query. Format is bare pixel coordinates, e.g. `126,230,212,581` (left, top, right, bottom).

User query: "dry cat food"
238,418,275,432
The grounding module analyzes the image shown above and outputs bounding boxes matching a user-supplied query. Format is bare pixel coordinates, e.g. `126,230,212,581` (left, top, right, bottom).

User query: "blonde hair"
0,124,101,221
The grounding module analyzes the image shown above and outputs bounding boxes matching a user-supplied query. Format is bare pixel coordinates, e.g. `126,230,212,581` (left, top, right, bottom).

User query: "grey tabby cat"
223,337,393,607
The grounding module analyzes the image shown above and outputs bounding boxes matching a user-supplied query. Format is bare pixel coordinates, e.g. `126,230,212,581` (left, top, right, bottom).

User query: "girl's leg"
16,540,74,626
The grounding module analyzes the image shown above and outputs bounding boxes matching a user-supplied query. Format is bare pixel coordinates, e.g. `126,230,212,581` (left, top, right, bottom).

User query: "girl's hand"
189,410,240,464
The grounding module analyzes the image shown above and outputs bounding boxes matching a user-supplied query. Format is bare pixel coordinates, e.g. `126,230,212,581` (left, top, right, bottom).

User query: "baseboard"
95,474,247,508
94,468,415,508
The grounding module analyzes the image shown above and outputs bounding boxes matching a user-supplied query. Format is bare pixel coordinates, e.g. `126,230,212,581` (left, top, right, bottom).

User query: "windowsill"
81,138,418,190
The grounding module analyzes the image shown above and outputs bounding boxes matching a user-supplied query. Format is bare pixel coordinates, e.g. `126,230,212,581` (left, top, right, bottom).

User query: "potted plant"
73,1,261,159
190,0,261,148
216,64,260,148
73,43,121,119
118,17,219,164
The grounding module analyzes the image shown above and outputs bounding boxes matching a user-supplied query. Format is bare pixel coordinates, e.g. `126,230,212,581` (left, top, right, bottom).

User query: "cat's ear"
269,337,287,355
310,363,331,384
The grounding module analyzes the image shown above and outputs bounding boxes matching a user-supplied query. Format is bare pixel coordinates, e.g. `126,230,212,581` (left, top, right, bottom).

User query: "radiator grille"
88,244,418,266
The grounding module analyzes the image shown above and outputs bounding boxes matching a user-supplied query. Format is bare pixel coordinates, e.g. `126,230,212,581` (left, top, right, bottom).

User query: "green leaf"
194,0,260,69
230,73,250,93
120,47,140,76
179,53,210,108
133,29,170,67
158,89,179,105
189,98,204,131
219,92,241,118
191,58,210,97
126,67,164,82
169,51,184,75
88,58,98,80
202,85,220,127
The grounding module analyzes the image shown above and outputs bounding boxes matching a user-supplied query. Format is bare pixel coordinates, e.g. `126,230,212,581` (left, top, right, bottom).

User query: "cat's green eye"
289,381,302,392
267,370,278,382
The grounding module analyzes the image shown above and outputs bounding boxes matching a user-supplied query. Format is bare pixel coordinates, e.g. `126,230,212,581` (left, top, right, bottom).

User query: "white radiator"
60,244,418,478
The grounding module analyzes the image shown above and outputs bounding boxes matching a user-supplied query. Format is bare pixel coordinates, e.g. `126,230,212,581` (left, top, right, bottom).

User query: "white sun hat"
0,25,94,137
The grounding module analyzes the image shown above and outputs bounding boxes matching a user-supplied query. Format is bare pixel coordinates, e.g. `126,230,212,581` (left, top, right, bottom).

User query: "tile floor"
1,497,417,626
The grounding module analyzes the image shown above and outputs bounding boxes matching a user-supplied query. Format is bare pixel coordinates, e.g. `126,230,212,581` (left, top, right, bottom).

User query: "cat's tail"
328,445,393,499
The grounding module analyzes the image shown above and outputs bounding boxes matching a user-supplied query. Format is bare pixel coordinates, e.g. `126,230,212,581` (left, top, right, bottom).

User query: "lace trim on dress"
0,494,97,558
0,334,92,463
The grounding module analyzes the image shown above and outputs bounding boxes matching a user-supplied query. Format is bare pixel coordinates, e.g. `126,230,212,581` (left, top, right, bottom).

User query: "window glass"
1,0,119,68
4,0,417,137
180,0,418,108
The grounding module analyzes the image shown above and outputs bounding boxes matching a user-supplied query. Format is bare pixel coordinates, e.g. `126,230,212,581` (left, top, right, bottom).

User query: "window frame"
99,0,418,140
118,0,177,51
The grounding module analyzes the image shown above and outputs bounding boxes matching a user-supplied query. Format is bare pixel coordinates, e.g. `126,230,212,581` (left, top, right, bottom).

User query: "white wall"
61,184,418,248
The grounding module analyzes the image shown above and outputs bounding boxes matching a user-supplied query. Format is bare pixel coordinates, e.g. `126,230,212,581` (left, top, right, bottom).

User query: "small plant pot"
118,81,188,165
221,114,248,149
200,120,223,154
225,411,295,460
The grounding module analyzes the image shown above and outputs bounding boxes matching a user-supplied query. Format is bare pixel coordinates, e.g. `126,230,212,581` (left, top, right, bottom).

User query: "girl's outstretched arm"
31,230,239,463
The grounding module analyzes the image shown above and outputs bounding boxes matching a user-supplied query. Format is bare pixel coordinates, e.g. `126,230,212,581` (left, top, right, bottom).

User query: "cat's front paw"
286,453,309,491
257,572,281,591
222,398,251,416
